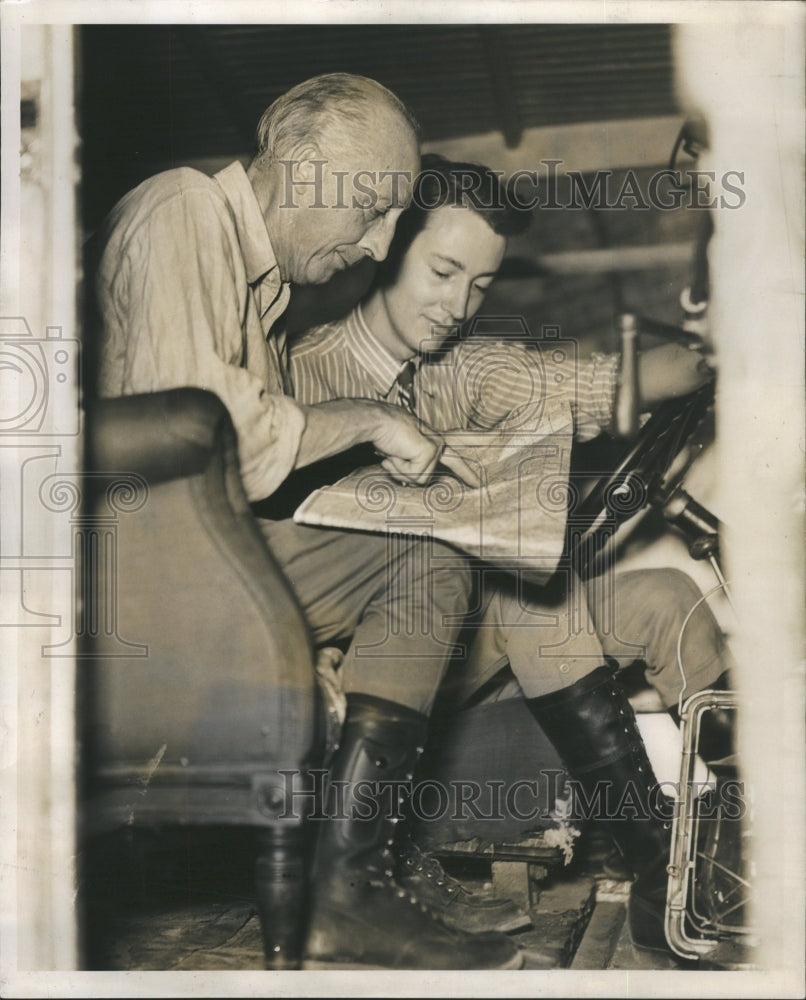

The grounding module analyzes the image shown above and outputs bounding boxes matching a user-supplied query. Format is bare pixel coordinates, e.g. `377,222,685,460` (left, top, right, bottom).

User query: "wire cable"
675,578,735,718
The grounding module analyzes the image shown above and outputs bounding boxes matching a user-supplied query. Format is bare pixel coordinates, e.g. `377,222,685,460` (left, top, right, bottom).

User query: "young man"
92,78,522,971
286,154,734,955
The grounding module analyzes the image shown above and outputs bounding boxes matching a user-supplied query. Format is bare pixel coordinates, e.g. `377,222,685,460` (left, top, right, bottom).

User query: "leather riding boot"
526,664,674,956
667,671,736,765
302,693,523,970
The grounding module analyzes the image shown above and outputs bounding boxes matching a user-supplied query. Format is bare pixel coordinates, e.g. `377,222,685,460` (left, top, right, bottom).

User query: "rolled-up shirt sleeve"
571,352,619,441
96,186,305,502
418,340,618,441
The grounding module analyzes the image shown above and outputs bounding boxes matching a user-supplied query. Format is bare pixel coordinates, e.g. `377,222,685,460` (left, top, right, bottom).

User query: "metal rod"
708,554,735,611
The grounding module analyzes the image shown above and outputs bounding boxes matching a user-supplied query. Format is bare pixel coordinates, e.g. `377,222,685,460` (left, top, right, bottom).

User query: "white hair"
254,72,420,161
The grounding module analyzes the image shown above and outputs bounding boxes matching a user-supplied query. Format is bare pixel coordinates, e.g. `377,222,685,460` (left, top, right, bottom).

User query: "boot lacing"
369,759,433,914
401,841,466,899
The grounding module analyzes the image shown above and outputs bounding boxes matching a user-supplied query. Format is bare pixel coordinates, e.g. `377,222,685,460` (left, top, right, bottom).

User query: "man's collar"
213,161,280,285
347,305,417,397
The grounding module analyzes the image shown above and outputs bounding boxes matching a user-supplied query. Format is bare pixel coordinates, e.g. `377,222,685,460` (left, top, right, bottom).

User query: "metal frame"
664,688,755,961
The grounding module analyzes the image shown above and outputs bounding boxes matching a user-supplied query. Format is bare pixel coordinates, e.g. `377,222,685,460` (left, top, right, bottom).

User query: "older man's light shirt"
95,160,305,502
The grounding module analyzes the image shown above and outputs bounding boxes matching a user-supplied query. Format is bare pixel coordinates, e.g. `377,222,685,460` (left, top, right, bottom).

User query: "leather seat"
78,388,322,969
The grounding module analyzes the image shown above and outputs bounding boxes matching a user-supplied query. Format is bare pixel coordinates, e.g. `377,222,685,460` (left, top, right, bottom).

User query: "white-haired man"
92,73,522,970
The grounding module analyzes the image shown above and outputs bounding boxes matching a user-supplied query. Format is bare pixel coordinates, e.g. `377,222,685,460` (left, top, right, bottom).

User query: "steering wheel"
569,379,717,580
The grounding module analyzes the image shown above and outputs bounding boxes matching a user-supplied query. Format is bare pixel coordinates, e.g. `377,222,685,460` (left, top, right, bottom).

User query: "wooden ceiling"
79,23,678,227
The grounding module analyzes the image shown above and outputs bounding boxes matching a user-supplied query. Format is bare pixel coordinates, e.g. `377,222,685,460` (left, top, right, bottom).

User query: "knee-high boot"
302,693,523,970
526,664,674,954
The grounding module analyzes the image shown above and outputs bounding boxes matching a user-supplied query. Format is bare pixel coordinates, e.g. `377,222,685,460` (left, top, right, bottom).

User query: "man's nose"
358,210,400,262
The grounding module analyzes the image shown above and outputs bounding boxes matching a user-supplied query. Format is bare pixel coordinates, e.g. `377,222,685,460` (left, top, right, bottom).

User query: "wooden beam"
423,115,685,177
497,241,693,278
569,901,627,970
150,115,686,183
479,27,523,149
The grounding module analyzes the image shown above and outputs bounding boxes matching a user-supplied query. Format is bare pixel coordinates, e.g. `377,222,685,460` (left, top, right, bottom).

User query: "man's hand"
372,408,481,487
638,343,715,407
373,406,442,486
296,398,482,487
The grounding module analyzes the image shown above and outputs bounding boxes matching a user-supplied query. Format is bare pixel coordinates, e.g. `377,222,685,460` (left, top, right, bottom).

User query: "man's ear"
287,141,325,182
280,141,329,209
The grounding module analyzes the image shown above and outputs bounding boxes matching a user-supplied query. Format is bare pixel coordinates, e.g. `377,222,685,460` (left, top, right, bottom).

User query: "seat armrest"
85,388,234,484
82,384,321,779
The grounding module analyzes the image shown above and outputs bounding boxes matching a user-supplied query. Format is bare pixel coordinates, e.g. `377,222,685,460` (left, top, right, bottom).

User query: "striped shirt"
289,304,618,442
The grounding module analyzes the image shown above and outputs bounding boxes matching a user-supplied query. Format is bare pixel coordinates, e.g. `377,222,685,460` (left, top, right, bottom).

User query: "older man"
92,74,522,970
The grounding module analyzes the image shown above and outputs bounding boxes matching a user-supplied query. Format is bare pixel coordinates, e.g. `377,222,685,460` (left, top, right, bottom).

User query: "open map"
294,428,575,585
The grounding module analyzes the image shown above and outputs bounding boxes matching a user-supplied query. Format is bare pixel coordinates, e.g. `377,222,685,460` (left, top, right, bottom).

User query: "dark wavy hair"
376,152,530,286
